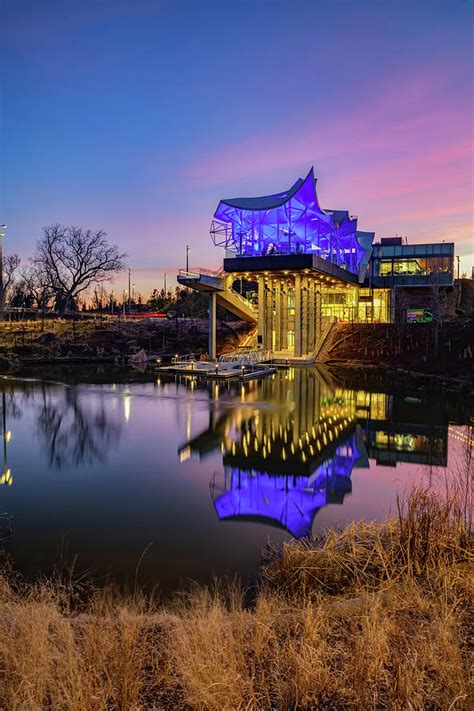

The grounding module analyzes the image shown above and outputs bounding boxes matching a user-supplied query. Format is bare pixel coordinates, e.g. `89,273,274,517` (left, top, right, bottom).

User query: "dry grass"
0,486,472,710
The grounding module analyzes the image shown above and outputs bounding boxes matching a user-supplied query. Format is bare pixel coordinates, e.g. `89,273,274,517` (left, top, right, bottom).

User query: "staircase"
178,268,257,323
312,320,339,361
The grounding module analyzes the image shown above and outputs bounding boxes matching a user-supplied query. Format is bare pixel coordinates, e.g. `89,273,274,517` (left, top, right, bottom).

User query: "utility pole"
0,225,7,322
164,272,167,294
456,255,460,280
128,269,131,312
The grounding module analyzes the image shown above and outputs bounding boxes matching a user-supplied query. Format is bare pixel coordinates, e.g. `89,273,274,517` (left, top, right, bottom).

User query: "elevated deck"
223,253,360,285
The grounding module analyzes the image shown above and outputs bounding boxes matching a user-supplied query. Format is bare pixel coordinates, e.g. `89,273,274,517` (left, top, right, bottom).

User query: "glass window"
372,289,390,322
380,260,393,276
392,259,425,275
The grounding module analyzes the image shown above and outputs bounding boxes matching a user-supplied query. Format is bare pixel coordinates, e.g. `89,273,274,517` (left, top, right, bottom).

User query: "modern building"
178,168,455,359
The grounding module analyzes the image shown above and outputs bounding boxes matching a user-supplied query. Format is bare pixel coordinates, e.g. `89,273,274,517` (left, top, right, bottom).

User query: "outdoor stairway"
312,320,338,362
178,268,257,323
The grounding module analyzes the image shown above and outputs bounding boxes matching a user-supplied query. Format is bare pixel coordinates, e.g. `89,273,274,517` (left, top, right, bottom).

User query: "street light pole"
128,268,131,313
0,225,7,322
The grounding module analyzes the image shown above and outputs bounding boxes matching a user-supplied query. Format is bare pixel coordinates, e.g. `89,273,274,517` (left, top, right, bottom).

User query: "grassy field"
0,483,472,710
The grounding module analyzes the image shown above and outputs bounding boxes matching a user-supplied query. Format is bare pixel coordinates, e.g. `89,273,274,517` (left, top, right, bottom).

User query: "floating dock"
155,349,277,381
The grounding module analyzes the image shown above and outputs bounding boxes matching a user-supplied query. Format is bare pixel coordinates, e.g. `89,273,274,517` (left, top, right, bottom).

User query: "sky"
1,0,473,298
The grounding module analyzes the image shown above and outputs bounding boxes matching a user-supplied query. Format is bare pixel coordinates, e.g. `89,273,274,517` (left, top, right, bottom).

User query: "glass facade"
321,288,357,322
375,255,454,277
371,243,454,279
320,287,390,323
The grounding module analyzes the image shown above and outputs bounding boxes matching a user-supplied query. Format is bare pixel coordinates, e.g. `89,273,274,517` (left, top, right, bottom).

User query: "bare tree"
14,264,54,310
91,284,108,311
2,254,21,304
34,224,126,315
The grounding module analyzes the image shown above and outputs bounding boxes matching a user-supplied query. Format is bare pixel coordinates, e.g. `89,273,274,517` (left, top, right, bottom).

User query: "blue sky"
1,0,473,295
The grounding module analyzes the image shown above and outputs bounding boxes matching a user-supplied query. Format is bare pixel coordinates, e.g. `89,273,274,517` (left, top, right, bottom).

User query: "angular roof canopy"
219,176,305,211
211,167,375,276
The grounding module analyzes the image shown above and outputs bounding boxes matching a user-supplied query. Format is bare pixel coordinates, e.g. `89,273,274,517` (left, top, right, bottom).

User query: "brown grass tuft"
0,486,472,710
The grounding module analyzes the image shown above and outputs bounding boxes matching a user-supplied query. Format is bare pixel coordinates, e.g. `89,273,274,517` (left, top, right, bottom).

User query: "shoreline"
322,359,474,394
1,356,471,396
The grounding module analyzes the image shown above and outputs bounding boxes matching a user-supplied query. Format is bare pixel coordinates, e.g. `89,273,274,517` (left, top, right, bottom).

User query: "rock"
0,355,12,371
35,332,60,346
129,349,147,365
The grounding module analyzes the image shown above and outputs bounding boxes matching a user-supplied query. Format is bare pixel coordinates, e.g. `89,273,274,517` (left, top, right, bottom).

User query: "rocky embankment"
320,318,474,390
0,318,252,370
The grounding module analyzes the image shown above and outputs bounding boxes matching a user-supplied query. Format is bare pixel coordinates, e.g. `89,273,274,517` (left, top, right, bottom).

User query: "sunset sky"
2,0,473,297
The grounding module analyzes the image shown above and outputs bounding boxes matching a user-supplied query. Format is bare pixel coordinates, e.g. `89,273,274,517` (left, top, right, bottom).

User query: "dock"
155,349,277,381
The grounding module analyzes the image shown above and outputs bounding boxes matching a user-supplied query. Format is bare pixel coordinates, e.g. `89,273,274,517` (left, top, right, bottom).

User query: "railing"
225,287,257,312
218,349,273,369
178,269,201,280
178,267,224,280
171,353,197,365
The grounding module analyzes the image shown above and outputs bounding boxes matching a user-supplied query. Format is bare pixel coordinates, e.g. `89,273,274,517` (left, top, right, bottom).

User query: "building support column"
301,277,309,355
274,279,282,351
315,288,322,349
294,274,302,357
281,282,288,350
265,280,273,350
257,276,265,349
208,291,217,361
308,279,315,352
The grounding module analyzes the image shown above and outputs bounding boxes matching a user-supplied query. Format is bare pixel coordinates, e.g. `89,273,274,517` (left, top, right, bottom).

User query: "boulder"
35,332,60,346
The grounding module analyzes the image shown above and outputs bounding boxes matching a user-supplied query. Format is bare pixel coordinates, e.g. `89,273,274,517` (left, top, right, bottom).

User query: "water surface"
0,368,470,593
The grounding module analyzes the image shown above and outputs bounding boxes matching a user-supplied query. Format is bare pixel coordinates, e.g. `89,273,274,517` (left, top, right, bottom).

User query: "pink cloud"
181,66,472,265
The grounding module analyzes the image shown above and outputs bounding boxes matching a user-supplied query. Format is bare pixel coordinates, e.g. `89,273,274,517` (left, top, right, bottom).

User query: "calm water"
0,368,471,593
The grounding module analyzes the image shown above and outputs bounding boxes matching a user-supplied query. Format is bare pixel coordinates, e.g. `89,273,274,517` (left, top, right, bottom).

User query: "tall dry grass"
0,485,472,710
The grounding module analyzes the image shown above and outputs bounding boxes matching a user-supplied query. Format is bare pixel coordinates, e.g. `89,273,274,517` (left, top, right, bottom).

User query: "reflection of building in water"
352,389,448,467
211,431,363,537
178,370,449,536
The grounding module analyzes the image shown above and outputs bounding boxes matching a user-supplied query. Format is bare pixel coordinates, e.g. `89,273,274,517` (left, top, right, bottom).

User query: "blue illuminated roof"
210,167,375,276
220,177,305,210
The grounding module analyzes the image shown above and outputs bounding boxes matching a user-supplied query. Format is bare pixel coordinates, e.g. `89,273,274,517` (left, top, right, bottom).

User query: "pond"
0,367,471,594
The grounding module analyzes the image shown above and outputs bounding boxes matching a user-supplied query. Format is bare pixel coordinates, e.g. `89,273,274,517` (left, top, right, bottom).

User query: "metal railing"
224,287,257,312
178,267,224,280
171,353,197,365
218,349,273,369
